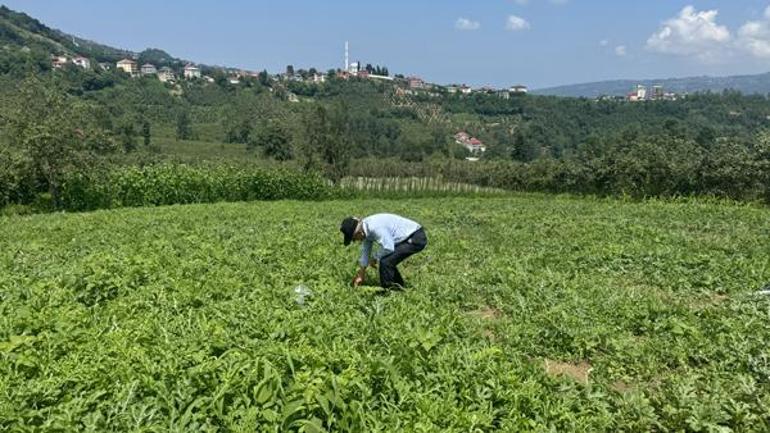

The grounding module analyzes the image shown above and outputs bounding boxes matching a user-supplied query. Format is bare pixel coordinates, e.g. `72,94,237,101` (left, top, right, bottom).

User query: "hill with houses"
5,4,770,102
534,72,770,98
0,4,528,97
2,4,770,170
0,5,203,79
0,5,133,62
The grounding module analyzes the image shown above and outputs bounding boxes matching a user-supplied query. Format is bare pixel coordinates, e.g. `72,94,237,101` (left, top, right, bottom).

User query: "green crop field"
150,137,257,162
2,196,770,432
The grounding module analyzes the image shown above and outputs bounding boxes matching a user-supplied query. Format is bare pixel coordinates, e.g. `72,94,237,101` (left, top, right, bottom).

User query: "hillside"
6,3,770,99
534,72,770,98
0,5,138,62
1,5,769,212
0,4,196,69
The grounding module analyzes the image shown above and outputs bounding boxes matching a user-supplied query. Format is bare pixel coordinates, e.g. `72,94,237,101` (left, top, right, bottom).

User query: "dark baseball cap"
340,217,358,246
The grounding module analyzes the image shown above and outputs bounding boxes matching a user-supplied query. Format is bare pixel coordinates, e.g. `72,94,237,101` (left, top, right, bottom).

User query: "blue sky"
4,1,770,88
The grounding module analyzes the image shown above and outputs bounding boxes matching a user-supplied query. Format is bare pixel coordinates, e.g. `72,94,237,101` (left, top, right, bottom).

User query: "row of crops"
4,159,770,216
2,165,511,215
58,164,336,211
2,196,770,431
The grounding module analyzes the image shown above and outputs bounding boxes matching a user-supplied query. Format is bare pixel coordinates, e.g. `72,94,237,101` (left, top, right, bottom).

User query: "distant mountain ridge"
534,72,770,98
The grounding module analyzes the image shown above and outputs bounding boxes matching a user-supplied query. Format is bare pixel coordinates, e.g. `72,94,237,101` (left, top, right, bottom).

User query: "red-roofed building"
454,132,486,153
408,76,426,89
454,132,470,142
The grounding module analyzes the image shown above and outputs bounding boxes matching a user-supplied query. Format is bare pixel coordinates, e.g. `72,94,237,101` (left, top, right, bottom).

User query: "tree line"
2,57,770,211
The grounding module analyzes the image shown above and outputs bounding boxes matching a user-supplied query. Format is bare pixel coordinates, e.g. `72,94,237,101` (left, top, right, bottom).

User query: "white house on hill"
72,56,91,69
51,55,68,69
141,64,158,76
158,67,176,83
116,59,138,76
184,64,201,79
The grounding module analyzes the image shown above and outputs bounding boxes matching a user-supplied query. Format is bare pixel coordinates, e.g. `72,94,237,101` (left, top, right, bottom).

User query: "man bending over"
340,213,428,289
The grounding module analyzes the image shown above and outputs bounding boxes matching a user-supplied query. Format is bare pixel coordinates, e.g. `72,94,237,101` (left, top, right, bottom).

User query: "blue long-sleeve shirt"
359,214,422,268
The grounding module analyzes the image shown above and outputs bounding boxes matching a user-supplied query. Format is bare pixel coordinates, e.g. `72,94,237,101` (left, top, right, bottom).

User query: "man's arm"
359,239,373,268
352,239,373,287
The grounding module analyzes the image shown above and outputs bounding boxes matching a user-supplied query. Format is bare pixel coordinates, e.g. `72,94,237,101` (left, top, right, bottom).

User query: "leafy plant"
1,195,769,431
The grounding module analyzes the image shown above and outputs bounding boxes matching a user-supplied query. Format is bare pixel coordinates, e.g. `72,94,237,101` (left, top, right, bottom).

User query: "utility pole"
345,41,349,72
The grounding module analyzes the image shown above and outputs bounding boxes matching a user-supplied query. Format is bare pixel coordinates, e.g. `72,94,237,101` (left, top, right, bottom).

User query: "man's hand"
352,268,366,287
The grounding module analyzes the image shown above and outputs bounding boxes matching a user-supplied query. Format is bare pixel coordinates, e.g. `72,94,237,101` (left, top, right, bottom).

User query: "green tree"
258,70,270,86
212,69,229,88
118,119,137,152
297,101,352,181
176,109,192,140
429,126,450,156
511,128,540,162
0,77,116,207
137,48,176,68
450,143,471,160
323,100,352,183
249,122,292,161
298,105,326,172
142,119,151,147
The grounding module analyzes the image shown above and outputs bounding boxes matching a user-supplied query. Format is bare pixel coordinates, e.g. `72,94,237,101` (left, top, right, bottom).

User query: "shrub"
59,163,335,211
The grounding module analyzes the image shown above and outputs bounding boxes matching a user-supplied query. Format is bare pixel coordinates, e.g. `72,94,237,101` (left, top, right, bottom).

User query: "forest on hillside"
1,24,769,211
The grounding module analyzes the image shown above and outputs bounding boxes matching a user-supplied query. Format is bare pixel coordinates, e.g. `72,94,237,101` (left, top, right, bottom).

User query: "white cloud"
646,6,731,61
506,15,531,31
615,45,627,56
600,39,609,47
737,6,770,58
455,18,480,31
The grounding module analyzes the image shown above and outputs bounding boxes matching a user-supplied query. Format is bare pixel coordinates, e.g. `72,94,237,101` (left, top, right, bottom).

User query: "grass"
149,137,258,161
1,195,769,431
125,123,258,162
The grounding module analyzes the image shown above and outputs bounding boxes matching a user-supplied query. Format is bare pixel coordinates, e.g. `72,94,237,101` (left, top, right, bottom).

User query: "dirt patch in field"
482,329,496,341
708,293,729,303
688,293,730,309
465,306,502,342
468,306,503,320
544,359,592,385
610,380,635,394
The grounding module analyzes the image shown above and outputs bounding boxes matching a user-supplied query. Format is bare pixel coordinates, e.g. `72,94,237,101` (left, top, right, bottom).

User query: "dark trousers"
379,228,427,289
